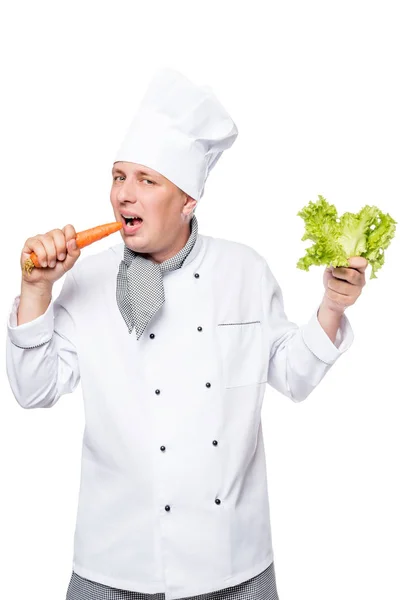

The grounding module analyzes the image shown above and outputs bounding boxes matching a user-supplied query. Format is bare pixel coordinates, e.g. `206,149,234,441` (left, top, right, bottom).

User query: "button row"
149,270,200,339
153,273,219,514
150,324,204,338
164,499,221,512
159,441,219,452
155,383,211,394
160,441,219,509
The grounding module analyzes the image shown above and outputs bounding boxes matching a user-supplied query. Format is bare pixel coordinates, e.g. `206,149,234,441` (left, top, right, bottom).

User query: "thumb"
67,238,80,256
347,256,369,273
67,238,78,253
63,238,81,270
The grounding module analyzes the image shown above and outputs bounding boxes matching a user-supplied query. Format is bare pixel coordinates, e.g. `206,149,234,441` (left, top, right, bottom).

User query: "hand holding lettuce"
297,195,396,279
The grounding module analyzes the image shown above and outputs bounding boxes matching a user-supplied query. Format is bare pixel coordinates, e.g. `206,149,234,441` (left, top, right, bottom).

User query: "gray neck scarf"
116,215,198,339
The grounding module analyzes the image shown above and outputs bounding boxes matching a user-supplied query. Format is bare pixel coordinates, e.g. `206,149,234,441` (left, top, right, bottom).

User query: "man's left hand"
322,256,368,314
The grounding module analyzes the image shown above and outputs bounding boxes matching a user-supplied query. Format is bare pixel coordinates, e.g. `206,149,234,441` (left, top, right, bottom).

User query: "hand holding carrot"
21,221,123,282
20,224,82,286
18,221,122,326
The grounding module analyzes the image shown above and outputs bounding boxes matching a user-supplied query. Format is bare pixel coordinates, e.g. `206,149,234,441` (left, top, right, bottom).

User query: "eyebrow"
112,167,159,179
138,170,158,178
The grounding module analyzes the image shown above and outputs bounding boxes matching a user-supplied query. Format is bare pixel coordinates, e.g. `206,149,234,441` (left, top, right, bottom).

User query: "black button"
150,333,155,339
160,445,166,452
194,273,200,278
165,505,171,512
155,389,160,395
206,382,211,388
212,440,218,446
197,326,203,332
215,498,221,505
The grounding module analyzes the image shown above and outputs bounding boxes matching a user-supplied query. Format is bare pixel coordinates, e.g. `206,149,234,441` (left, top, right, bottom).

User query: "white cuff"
7,295,55,349
301,308,354,365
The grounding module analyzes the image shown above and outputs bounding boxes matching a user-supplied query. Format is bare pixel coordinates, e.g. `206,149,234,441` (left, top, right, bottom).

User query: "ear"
183,194,197,215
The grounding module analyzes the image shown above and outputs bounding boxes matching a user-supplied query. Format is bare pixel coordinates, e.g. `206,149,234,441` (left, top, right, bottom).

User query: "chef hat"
114,68,238,201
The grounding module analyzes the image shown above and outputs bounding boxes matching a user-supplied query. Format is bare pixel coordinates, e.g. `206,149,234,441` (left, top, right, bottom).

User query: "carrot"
23,221,123,274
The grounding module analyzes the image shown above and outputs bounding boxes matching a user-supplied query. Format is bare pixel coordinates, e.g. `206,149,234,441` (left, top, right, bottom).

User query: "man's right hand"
17,225,81,326
21,224,81,288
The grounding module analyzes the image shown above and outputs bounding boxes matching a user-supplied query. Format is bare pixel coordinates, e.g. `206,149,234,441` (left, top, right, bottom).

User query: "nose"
117,179,138,204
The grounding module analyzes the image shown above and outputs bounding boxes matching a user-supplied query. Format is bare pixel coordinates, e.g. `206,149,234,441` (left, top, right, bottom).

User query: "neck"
146,222,192,264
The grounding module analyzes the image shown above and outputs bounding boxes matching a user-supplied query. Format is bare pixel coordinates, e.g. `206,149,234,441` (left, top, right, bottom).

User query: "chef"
6,68,368,600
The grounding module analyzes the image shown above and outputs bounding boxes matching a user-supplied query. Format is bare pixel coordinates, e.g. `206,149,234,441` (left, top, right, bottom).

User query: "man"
6,68,367,600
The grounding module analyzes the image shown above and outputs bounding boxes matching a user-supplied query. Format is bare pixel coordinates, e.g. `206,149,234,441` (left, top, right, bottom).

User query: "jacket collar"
112,220,204,270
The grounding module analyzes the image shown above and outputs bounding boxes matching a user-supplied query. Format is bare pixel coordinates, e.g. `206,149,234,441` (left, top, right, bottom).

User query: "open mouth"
123,216,143,226
121,215,144,234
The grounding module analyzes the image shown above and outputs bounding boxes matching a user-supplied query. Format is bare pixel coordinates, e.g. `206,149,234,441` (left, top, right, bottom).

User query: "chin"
123,236,147,253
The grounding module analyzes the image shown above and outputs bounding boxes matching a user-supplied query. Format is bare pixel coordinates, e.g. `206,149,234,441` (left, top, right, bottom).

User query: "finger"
347,256,369,272
40,233,59,268
63,224,79,255
332,266,365,286
24,238,49,268
62,224,80,271
51,228,68,262
66,238,78,253
328,278,354,296
326,289,352,309
63,223,77,245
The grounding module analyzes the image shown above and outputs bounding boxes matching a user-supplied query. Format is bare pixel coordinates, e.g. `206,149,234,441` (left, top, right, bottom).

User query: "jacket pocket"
216,320,268,388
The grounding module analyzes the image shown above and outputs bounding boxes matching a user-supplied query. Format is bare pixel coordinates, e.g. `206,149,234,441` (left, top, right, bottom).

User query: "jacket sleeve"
5,271,81,409
261,259,354,403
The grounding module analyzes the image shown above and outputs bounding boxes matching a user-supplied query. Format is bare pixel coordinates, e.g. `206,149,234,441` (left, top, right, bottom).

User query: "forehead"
112,161,161,177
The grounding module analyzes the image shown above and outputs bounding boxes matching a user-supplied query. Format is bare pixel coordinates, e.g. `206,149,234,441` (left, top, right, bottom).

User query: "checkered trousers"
66,561,279,600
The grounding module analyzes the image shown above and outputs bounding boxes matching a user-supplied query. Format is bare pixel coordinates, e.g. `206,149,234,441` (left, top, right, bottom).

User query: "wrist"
318,303,344,328
317,300,344,344
319,296,346,317
18,282,52,326
21,279,53,298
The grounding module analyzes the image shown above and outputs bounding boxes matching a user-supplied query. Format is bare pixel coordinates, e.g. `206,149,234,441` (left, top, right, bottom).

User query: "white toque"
114,68,238,201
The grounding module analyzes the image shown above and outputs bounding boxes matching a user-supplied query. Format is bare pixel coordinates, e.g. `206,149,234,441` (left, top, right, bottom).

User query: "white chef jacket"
6,233,354,600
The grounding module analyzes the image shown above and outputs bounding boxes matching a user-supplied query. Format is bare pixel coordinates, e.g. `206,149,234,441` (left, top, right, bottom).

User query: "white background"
1,1,399,598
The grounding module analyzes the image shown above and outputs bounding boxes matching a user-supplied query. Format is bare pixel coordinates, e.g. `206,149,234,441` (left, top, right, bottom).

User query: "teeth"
122,214,142,227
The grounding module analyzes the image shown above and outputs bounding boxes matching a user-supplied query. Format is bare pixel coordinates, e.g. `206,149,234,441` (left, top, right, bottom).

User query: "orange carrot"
23,221,123,274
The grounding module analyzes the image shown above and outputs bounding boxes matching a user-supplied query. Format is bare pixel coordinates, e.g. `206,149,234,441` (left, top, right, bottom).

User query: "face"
110,161,197,263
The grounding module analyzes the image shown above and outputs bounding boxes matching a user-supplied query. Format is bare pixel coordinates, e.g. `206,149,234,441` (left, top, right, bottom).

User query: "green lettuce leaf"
297,196,396,278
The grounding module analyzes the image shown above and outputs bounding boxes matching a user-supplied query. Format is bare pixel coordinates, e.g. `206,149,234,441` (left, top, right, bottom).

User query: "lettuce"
297,195,396,278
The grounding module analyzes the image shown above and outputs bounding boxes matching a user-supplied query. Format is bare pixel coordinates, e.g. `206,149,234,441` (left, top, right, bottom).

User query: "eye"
143,179,154,185
113,175,125,181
